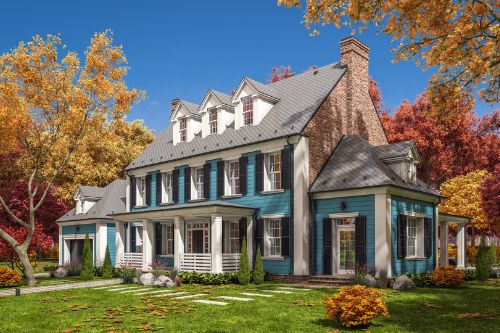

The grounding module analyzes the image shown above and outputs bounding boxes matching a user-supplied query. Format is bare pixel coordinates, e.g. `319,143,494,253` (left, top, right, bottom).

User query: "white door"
337,225,355,274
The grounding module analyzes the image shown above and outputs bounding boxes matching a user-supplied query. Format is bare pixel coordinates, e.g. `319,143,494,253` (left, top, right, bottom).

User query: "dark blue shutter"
217,161,225,197
397,215,407,259
281,217,290,257
145,174,152,206
156,173,162,205
130,176,136,208
155,223,162,256
355,216,367,269
323,218,332,275
239,156,248,195
239,217,247,249
184,167,191,201
172,169,179,203
203,163,211,199
424,218,432,258
281,148,291,190
130,225,137,253
255,153,264,193
255,218,264,256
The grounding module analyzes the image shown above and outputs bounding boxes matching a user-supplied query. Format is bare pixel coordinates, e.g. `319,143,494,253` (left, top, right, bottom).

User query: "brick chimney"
170,98,180,113
339,36,370,104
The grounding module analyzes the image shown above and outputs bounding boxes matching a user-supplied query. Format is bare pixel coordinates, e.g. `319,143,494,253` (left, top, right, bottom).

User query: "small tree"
488,243,497,266
80,234,94,280
238,238,250,285
475,236,490,281
102,245,113,279
253,245,264,285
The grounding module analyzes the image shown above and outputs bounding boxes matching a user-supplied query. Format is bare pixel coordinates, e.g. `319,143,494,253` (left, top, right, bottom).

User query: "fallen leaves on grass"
292,300,314,307
423,303,443,308
458,313,482,319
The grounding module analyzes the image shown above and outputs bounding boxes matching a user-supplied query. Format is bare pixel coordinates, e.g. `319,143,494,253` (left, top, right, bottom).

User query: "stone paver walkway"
0,279,121,297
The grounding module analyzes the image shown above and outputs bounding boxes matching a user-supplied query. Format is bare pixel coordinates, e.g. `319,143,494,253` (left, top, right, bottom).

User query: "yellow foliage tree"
439,170,490,231
278,1,499,105
0,31,143,286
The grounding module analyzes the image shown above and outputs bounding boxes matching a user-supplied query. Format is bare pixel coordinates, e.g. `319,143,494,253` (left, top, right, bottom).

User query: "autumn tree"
0,31,143,286
267,65,295,83
278,0,499,105
439,170,491,233
481,163,500,236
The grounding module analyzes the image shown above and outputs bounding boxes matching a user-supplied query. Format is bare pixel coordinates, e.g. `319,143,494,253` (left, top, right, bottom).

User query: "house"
57,37,466,277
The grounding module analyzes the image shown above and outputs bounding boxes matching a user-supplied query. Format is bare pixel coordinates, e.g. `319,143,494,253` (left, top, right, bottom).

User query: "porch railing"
222,253,241,272
180,253,212,272
120,252,143,268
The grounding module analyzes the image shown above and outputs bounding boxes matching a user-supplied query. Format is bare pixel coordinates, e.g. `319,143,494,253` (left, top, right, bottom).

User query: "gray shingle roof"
57,179,127,222
211,90,233,107
178,99,200,115
310,135,439,196
374,141,415,160
126,62,346,171
78,186,105,198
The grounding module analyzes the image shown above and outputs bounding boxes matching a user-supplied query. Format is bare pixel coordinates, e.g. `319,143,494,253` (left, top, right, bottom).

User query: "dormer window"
242,96,253,125
179,118,187,142
208,107,218,135
408,159,417,184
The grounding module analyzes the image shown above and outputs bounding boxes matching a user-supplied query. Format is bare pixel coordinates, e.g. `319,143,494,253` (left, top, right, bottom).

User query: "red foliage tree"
481,164,500,236
267,65,295,83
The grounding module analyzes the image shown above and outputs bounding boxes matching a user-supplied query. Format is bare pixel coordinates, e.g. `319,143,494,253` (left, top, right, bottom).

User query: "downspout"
252,208,260,265
286,136,294,275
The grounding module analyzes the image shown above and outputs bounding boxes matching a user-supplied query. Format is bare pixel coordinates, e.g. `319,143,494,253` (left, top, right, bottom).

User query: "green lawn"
0,281,498,333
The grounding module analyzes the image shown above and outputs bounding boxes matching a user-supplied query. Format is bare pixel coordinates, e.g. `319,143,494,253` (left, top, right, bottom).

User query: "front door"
337,225,355,274
192,230,204,253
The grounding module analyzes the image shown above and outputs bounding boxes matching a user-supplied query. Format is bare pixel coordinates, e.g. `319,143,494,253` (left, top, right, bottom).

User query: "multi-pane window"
194,168,204,199
228,221,240,253
166,224,174,255
208,107,218,135
242,96,253,126
228,161,240,195
268,153,282,191
407,217,417,257
138,177,146,205
162,172,173,203
179,117,187,142
186,222,210,253
266,219,281,257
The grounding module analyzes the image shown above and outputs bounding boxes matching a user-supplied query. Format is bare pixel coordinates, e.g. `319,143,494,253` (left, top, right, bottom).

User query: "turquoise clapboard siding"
155,255,175,267
61,224,97,264
391,195,435,275
313,195,375,275
107,223,116,266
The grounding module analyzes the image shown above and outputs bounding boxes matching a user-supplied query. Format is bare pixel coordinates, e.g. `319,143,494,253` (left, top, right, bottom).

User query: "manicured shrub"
475,236,490,281
80,234,94,280
253,245,264,285
323,285,388,328
102,245,113,279
118,263,137,284
488,244,497,265
64,260,81,276
463,269,476,281
0,266,22,287
429,266,464,288
178,272,238,285
238,238,250,285
407,272,433,287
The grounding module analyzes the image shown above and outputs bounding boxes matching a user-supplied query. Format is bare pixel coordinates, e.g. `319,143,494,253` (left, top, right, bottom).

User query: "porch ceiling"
439,213,470,225
111,200,255,222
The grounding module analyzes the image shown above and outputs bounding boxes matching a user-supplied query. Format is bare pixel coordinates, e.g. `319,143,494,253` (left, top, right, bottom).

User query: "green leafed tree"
475,236,490,281
238,238,250,285
253,245,264,285
80,234,94,280
102,245,113,279
488,243,497,265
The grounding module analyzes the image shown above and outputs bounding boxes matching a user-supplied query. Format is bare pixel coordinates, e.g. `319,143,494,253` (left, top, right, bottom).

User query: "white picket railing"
222,253,241,272
120,252,143,268
180,253,212,272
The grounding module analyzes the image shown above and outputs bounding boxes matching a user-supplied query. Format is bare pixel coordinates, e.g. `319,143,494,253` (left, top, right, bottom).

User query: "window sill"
188,198,206,203
404,256,427,260
158,202,175,206
263,256,285,261
157,255,174,258
133,205,148,209
222,194,242,199
261,189,284,195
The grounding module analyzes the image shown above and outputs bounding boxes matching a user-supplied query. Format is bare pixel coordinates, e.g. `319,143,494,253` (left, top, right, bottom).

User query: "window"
242,96,253,125
162,172,173,203
179,117,187,142
268,152,282,191
407,217,417,257
265,219,281,257
228,160,240,195
408,159,417,183
158,224,174,256
227,221,240,253
186,222,210,253
208,107,218,135
194,167,204,199
137,177,146,206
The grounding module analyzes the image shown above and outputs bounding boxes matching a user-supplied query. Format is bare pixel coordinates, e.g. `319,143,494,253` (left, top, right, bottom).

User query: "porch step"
306,275,352,288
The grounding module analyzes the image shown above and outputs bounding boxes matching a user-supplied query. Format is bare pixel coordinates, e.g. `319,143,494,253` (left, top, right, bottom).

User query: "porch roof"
110,200,256,222
438,213,471,225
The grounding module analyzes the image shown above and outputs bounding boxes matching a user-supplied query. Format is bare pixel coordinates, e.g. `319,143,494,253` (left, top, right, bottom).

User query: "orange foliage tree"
0,31,143,286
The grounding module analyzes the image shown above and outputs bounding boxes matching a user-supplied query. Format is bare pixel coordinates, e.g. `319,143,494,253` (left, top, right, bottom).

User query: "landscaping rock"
364,274,377,287
153,275,175,288
490,266,500,278
393,275,415,291
139,272,155,286
52,267,67,279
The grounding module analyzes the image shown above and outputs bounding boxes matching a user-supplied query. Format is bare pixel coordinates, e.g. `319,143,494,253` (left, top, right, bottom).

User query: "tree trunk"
15,247,36,287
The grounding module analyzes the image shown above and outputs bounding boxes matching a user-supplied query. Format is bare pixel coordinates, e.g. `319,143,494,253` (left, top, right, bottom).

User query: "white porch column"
58,225,63,265
439,221,449,267
174,216,185,270
456,223,466,269
96,222,108,266
211,215,223,273
247,215,254,270
115,221,125,267
375,193,391,277
142,219,154,271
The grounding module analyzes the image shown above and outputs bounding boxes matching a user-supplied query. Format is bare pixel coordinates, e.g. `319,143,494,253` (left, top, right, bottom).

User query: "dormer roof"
170,99,200,121
73,185,104,200
374,141,420,163
231,77,280,104
198,89,234,113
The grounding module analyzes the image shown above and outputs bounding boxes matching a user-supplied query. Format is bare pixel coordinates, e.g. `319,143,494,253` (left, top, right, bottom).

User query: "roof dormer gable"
171,100,201,145
170,99,200,122
199,90,235,138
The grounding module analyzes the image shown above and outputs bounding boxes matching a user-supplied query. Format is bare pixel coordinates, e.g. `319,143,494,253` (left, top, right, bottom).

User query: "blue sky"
1,1,496,134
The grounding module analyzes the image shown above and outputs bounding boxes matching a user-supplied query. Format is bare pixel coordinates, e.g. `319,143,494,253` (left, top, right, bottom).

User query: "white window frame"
162,172,173,203
226,160,240,196
266,152,282,191
225,221,240,254
192,167,204,199
208,107,218,135
264,218,282,257
179,117,187,142
242,96,253,126
408,159,417,184
186,222,210,253
137,176,147,206
405,216,425,258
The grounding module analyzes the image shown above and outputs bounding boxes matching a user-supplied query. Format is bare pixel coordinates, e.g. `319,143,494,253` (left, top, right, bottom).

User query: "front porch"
438,213,470,269
112,201,255,273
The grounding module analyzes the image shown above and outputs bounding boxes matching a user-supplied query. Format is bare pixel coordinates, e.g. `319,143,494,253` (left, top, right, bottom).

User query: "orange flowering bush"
323,285,388,328
429,266,464,288
0,266,22,287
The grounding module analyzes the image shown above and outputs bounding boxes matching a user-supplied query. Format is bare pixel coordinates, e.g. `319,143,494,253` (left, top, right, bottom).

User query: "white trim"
262,213,285,219
403,211,426,218
293,136,309,275
328,212,359,219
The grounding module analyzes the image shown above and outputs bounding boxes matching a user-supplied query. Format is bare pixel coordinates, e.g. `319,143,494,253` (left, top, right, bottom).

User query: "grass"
0,260,57,274
0,281,498,332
